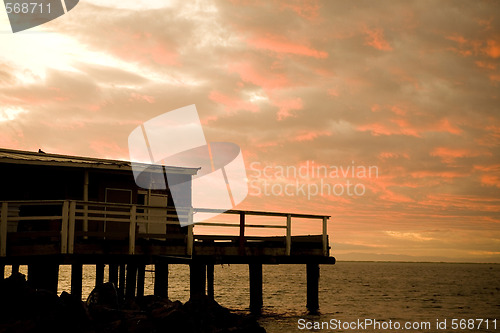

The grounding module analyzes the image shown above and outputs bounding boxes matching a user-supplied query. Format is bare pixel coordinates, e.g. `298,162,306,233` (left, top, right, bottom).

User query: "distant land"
336,253,500,264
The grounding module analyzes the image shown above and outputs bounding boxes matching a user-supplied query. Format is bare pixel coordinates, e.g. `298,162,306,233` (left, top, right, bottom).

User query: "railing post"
186,207,194,256
61,201,69,254
1,202,8,257
239,212,245,256
322,217,328,256
286,214,291,256
68,201,76,254
129,205,136,255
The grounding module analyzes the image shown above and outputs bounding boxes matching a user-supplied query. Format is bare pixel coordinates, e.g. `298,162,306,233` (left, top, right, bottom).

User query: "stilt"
207,264,214,300
249,263,263,313
71,263,83,299
125,263,137,299
306,263,319,313
109,264,118,287
190,263,206,300
154,263,168,298
95,263,105,287
12,264,19,274
118,264,126,299
0,264,4,279
136,263,145,297
28,261,59,294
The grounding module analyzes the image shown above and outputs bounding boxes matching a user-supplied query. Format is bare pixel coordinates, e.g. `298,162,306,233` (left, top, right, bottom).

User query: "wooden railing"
0,200,330,257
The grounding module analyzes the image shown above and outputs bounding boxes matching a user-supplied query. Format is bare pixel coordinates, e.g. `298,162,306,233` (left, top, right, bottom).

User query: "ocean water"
5,262,500,332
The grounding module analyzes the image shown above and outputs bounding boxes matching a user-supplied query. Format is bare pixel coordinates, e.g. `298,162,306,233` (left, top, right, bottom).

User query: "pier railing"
0,200,330,258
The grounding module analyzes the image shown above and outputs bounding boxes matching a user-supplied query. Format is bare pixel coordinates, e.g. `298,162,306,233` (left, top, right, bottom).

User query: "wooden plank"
322,217,328,256
239,212,245,256
286,214,291,256
60,201,69,254
306,263,319,313
249,263,263,313
129,205,136,255
68,201,76,254
195,207,330,219
154,263,168,298
1,202,8,256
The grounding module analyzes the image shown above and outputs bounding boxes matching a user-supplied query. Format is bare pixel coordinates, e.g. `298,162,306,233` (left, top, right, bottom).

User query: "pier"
0,148,335,313
0,200,334,313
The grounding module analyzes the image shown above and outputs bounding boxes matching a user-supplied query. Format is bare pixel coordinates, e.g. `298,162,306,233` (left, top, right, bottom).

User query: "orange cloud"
273,97,303,120
363,27,393,51
292,130,331,142
209,90,259,113
430,147,488,163
483,39,500,58
228,62,289,91
247,34,328,58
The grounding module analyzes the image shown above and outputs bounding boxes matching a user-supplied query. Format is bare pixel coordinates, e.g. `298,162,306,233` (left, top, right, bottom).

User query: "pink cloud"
209,90,259,113
292,130,331,142
430,147,489,163
129,92,155,104
247,34,328,58
278,0,320,20
227,62,289,91
363,27,393,51
273,97,303,120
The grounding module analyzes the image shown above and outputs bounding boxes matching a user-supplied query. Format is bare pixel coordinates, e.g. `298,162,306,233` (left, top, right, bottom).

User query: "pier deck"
0,200,334,312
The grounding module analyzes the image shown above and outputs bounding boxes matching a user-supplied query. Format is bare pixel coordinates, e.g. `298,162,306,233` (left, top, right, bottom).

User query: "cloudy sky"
0,0,499,262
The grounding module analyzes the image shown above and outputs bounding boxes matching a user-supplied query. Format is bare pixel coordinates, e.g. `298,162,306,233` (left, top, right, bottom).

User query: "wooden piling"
28,261,59,294
0,264,4,279
306,263,319,313
71,263,83,299
118,264,126,299
125,263,137,299
95,263,105,287
207,264,214,299
109,264,118,287
190,263,206,300
136,263,145,297
154,263,168,298
12,264,19,274
249,263,263,313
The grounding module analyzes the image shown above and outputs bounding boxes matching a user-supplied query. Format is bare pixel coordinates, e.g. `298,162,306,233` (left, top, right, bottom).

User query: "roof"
0,148,200,175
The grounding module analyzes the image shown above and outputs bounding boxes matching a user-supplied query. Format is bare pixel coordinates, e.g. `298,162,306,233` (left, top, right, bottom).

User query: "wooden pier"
0,200,334,313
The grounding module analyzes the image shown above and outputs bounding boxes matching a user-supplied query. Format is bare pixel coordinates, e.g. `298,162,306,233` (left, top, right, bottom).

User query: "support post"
68,201,76,254
154,263,168,298
71,263,83,299
306,263,320,313
187,210,194,256
125,263,137,299
28,261,59,294
12,264,19,274
239,212,245,256
83,170,89,238
1,202,8,257
109,264,119,287
189,263,206,300
129,205,136,255
136,263,145,297
322,217,328,256
61,201,69,254
118,264,126,300
0,264,4,279
95,263,105,287
286,214,291,256
249,263,263,313
207,264,214,300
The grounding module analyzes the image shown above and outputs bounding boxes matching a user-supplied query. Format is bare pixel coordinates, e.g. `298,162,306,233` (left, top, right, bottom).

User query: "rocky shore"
0,272,266,333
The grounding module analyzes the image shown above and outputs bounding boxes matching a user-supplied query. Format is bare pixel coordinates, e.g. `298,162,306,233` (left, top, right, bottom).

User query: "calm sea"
5,262,500,333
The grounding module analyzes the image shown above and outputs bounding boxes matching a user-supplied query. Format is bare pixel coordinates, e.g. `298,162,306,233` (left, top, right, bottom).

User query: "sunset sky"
0,0,499,262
